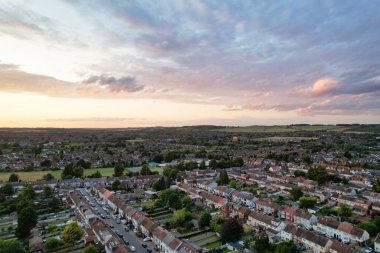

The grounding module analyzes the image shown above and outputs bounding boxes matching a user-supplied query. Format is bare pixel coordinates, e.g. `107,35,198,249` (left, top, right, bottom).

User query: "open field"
213,124,380,133
0,167,115,182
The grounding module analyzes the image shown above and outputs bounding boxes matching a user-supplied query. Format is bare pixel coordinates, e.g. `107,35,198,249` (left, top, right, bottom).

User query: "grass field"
213,124,380,133
0,167,115,182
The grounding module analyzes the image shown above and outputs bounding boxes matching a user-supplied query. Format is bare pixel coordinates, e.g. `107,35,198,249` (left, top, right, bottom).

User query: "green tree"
16,206,37,239
210,216,225,234
20,184,35,199
290,187,304,201
253,233,272,253
111,180,122,191
83,244,99,253
220,218,243,243
173,208,192,227
44,238,64,251
199,211,212,228
0,239,25,253
229,180,237,189
337,204,352,220
140,164,153,175
199,161,206,170
275,241,298,253
306,166,331,185
73,166,84,178
61,221,84,244
217,170,229,185
209,159,217,169
61,164,75,179
114,163,125,177
153,153,164,163
43,173,55,181
182,196,192,210
1,183,14,196
43,185,53,198
8,173,19,182
153,177,167,191
294,170,306,177
299,196,317,208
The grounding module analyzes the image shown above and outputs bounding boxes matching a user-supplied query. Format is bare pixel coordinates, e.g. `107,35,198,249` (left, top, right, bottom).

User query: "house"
294,209,317,230
375,233,380,253
329,240,353,253
316,217,369,244
213,185,235,198
140,216,158,237
247,211,285,232
294,227,332,253
231,191,256,208
363,191,380,203
256,199,280,216
199,191,228,209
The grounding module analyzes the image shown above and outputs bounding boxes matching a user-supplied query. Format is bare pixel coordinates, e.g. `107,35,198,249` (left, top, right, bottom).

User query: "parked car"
142,243,147,248
123,237,129,245
116,219,121,224
130,246,136,252
365,247,373,253
143,237,151,242
109,224,114,228
147,248,152,253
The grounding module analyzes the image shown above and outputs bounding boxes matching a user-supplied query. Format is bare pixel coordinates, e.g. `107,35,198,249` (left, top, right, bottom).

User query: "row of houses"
92,184,201,253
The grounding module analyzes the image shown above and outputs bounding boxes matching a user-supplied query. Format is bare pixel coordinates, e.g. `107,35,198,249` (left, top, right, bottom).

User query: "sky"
0,0,380,128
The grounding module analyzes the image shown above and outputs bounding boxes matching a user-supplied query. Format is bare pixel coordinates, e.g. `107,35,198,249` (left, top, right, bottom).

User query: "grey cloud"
82,75,144,93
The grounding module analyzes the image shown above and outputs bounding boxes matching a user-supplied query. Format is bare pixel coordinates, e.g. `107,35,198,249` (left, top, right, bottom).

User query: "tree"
61,221,84,244
8,173,19,182
20,184,35,199
43,173,55,181
83,244,99,253
210,216,225,234
229,180,237,189
209,159,217,169
199,161,206,170
1,183,14,196
275,241,298,253
153,177,167,191
73,166,84,178
306,166,331,185
61,164,75,179
40,159,52,168
114,162,125,177
337,204,352,220
217,170,229,185
140,164,153,175
199,212,212,228
44,238,64,251
173,208,192,227
16,206,37,239
0,239,25,253
152,153,164,163
167,192,182,209
220,218,243,243
294,170,306,177
111,180,122,191
43,185,53,198
290,187,304,201
182,196,192,210
253,233,272,253
299,196,317,208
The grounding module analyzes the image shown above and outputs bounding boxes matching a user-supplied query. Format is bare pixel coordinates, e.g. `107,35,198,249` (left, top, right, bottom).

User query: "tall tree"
153,177,167,191
8,173,19,182
16,206,37,239
199,161,206,170
253,233,272,253
290,187,304,201
61,221,84,244
0,239,25,253
20,184,35,199
337,205,353,221
140,164,153,175
199,212,212,228
83,244,99,253
220,218,243,243
275,241,298,253
43,185,53,198
218,170,229,185
114,162,125,177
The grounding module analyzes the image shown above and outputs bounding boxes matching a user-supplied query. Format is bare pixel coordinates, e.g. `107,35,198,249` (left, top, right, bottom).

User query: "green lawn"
0,167,115,182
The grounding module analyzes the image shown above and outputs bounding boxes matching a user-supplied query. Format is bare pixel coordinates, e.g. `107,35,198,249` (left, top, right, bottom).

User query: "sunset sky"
0,0,379,127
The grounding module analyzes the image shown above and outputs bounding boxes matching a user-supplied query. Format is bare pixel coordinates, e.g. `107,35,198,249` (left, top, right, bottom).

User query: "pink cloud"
311,78,341,96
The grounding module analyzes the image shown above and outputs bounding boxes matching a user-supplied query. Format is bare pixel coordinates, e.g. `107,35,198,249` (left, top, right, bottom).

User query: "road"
78,188,154,253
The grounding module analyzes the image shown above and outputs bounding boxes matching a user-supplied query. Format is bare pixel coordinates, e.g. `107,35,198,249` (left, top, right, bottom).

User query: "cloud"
311,78,342,96
82,75,144,93
1,0,380,120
